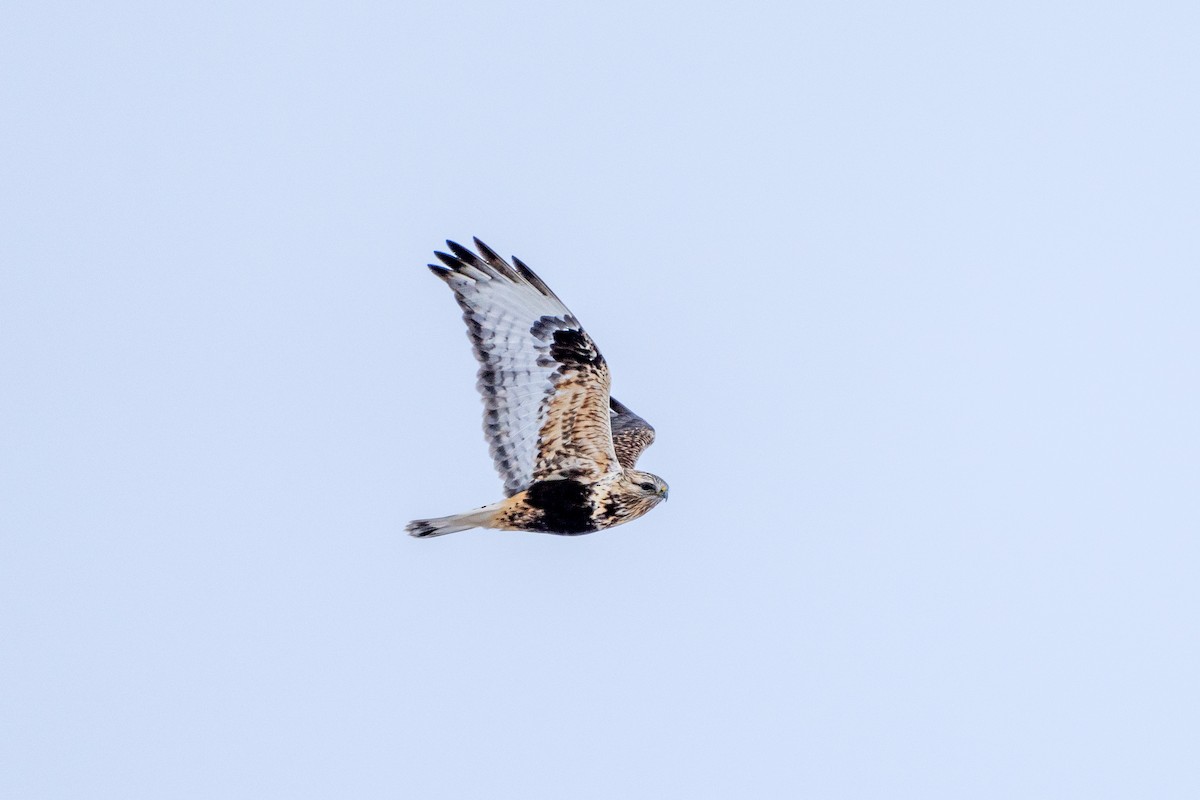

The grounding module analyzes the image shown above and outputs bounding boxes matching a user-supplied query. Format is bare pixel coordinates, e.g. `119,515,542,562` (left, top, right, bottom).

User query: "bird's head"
626,469,669,503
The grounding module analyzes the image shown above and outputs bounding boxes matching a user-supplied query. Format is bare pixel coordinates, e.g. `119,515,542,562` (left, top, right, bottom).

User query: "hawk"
407,238,668,538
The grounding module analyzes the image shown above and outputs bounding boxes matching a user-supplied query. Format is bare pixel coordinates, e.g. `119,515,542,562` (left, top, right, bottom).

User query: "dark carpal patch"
530,315,604,369
552,331,604,371
550,329,603,367
529,314,575,341
524,479,596,534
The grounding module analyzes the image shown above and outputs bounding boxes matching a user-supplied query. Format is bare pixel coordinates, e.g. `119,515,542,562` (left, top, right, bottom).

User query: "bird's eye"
639,482,654,491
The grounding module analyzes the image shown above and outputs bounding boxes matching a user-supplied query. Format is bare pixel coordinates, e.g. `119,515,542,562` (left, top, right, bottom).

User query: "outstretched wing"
429,239,619,496
609,397,656,469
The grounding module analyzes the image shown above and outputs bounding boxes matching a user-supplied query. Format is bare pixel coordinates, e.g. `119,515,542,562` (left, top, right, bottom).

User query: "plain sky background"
2,1,1197,797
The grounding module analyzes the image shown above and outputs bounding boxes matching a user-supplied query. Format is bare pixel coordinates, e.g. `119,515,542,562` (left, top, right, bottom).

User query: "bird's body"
407,238,667,538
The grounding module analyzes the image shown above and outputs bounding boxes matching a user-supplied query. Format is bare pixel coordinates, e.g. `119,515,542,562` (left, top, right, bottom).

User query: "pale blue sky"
2,1,1198,797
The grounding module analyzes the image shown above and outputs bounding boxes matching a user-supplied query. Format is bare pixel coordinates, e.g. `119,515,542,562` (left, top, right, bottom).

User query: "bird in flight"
407,238,668,538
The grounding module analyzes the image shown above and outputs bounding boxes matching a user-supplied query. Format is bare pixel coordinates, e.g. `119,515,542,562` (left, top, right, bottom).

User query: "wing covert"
609,397,656,468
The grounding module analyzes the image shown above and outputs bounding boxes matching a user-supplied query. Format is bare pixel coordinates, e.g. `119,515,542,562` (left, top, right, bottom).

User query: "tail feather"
406,503,502,538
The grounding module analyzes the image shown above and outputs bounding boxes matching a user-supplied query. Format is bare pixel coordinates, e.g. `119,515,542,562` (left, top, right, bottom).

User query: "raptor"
407,238,667,538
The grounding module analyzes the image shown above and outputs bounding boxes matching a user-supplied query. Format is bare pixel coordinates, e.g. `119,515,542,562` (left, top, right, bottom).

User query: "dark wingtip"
428,264,452,279
433,238,552,290
473,236,521,281
473,237,499,260
447,238,507,279
511,255,553,296
446,239,480,264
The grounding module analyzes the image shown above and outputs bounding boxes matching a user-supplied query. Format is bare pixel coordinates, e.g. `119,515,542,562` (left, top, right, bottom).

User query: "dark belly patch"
524,479,596,534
